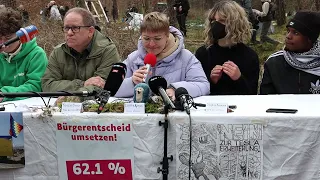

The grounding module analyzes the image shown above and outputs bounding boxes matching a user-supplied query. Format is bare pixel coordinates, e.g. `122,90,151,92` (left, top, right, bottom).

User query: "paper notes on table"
61,102,83,114
124,103,145,114
205,103,228,114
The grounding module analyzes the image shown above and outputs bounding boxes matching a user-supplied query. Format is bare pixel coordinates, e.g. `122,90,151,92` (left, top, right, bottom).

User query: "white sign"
205,103,228,114
176,122,264,180
124,103,145,114
61,102,82,114
56,118,134,180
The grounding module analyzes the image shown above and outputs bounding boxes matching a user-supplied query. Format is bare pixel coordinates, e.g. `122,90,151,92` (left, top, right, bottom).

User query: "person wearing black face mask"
211,20,227,41
195,0,260,95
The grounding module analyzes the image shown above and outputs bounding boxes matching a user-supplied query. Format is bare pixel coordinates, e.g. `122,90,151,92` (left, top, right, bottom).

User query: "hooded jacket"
260,41,320,94
41,30,121,92
115,26,210,98
0,38,48,102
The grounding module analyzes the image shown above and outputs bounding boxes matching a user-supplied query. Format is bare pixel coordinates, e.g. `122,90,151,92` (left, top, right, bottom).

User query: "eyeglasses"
62,26,91,33
141,35,166,44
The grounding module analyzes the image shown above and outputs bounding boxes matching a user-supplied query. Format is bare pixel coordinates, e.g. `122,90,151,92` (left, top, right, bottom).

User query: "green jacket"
41,31,121,92
0,39,48,102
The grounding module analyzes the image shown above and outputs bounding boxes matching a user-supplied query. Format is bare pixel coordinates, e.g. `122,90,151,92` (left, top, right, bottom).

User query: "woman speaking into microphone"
115,12,209,100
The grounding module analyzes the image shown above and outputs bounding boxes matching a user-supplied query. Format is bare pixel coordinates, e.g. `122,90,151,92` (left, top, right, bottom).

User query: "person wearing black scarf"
260,11,320,94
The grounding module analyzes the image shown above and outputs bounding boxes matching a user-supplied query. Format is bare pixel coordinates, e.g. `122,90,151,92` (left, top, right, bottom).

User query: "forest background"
0,0,318,64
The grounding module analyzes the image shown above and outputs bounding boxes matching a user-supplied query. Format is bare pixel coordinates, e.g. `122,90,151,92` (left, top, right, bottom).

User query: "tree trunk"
316,0,320,11
142,0,150,13
166,0,177,26
112,0,119,21
0,0,17,8
296,0,302,11
275,0,286,26
204,0,215,9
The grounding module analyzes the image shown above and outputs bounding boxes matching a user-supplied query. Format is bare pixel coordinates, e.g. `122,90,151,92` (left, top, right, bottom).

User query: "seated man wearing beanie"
260,11,320,94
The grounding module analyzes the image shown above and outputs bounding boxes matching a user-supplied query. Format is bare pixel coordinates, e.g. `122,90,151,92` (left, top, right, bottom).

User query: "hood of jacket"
0,38,38,63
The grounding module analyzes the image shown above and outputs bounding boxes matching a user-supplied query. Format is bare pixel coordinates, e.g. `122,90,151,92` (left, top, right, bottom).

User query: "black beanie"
286,11,320,42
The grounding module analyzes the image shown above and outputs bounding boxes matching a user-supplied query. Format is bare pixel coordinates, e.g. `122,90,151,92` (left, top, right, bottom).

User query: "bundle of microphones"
0,25,201,114
99,52,203,114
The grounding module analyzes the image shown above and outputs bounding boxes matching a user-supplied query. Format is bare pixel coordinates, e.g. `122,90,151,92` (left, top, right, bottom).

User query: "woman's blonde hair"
140,12,170,34
204,0,252,46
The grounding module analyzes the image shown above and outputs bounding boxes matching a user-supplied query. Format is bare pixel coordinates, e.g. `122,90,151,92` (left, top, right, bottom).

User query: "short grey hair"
64,7,96,26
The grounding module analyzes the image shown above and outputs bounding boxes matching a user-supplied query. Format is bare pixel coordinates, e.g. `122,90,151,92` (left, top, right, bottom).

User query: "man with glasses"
0,7,48,102
42,7,121,93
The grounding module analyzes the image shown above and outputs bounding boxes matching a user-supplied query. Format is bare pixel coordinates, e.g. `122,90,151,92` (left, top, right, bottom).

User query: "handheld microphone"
0,25,39,47
175,87,191,115
97,62,127,114
148,76,175,109
143,53,157,82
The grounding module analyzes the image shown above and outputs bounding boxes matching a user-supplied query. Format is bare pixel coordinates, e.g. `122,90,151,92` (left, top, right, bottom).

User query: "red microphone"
143,53,157,82
0,25,38,47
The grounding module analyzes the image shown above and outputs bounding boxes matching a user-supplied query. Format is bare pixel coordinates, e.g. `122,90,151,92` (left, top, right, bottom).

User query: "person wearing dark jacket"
42,7,121,93
253,0,279,44
260,11,320,94
195,1,259,95
173,0,190,37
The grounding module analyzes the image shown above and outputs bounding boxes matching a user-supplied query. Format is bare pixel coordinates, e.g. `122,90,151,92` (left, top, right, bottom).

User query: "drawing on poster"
176,123,263,180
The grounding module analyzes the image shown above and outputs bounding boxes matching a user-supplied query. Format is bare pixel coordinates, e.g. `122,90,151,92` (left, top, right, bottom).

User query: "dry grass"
31,14,285,65
30,16,142,60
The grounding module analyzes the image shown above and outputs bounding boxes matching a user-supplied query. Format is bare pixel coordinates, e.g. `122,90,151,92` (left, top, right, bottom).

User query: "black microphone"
175,87,191,115
104,62,127,96
97,62,127,114
148,76,175,109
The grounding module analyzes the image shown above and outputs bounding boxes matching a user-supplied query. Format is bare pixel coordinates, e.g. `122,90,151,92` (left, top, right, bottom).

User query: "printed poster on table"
0,112,24,169
176,122,263,180
56,118,134,180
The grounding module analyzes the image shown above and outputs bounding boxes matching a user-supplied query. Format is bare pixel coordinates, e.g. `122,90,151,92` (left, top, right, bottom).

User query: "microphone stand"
96,90,110,114
157,104,173,180
0,91,95,98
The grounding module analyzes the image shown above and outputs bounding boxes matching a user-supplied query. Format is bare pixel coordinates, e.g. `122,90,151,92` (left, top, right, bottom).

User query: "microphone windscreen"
16,25,39,43
148,76,167,95
144,53,157,67
133,83,150,103
175,87,189,99
104,62,127,96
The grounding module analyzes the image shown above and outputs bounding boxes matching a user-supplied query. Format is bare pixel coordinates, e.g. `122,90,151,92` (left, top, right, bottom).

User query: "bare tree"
141,0,150,13
275,0,286,26
0,0,17,8
316,0,320,11
166,0,177,26
112,0,119,21
296,0,302,11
